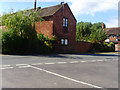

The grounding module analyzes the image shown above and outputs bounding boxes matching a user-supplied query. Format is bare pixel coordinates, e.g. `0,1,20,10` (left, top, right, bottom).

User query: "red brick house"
34,3,91,53
104,27,120,51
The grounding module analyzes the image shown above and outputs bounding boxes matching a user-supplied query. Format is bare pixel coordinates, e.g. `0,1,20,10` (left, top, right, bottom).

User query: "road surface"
0,53,119,89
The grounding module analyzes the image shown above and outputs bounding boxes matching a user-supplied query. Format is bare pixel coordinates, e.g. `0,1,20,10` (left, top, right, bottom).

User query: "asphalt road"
0,53,119,89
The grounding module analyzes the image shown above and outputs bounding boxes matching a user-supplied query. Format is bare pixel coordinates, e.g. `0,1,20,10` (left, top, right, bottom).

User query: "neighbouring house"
34,3,91,53
103,27,120,51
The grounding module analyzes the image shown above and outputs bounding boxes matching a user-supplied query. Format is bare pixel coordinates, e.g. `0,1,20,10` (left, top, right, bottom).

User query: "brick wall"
36,21,53,39
75,41,92,52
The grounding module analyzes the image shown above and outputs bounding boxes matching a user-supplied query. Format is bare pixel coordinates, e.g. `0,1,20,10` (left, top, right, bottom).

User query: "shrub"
36,34,55,54
2,31,29,54
76,22,107,43
2,31,55,54
92,42,115,52
1,10,55,54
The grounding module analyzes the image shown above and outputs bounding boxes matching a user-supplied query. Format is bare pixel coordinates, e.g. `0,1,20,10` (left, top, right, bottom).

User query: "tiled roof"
104,27,120,35
24,4,64,17
37,4,63,17
23,3,76,21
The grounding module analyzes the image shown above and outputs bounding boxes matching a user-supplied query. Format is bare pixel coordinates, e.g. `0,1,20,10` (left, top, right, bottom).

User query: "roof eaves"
41,15,53,18
65,3,77,22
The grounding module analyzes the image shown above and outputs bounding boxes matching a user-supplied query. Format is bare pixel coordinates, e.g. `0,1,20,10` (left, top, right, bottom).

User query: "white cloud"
68,0,119,16
66,0,119,28
0,0,119,16
105,17,118,28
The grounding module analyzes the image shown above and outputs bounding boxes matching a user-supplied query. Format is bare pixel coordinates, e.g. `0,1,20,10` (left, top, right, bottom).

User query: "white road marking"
69,61,79,63
31,63,43,65
79,61,87,63
16,64,29,66
1,59,117,70
0,68,7,69
91,60,97,62
57,62,67,64
18,65,31,68
44,63,55,65
1,65,11,67
0,67,14,69
31,59,118,66
0,65,14,69
29,65,106,89
4,67,14,69
15,64,31,68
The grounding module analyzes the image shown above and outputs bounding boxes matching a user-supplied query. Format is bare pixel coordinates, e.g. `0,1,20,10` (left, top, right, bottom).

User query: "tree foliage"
2,10,44,39
76,22,107,43
76,22,92,41
1,10,54,54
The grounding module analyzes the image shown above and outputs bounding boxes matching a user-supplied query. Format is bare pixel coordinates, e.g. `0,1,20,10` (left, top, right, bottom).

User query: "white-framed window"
61,39,64,45
65,39,68,45
61,39,68,45
63,17,68,27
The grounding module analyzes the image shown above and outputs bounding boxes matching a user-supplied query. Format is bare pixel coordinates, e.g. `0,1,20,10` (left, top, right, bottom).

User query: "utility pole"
34,0,37,10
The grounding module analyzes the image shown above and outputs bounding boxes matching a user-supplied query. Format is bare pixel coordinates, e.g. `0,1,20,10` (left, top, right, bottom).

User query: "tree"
76,22,107,43
89,23,107,43
76,22,92,41
1,10,53,54
2,10,43,40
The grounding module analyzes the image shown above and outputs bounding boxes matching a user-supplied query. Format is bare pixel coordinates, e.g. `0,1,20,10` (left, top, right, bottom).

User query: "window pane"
63,18,65,21
61,39,64,45
63,18,65,27
65,39,68,45
63,22,66,27
63,18,68,27
65,19,68,27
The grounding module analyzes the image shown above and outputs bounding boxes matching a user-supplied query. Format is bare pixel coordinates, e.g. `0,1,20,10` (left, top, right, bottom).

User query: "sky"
0,0,119,28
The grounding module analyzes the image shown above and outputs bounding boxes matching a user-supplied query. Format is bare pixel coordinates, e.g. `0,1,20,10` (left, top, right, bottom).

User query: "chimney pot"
61,2,64,5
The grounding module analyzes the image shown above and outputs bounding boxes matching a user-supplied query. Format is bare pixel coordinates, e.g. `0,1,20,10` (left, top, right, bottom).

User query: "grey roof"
104,27,120,35
37,4,63,17
25,3,76,21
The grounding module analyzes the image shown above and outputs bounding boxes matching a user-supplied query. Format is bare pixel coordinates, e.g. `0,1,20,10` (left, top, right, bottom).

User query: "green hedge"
2,31,54,54
92,42,115,52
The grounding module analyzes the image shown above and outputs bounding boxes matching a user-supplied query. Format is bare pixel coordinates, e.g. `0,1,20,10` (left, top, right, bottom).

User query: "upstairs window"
63,17,68,27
